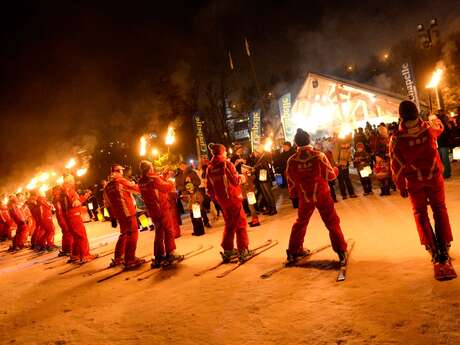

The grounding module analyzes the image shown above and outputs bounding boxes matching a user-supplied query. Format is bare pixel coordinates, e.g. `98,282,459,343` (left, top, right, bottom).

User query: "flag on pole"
244,37,251,56
228,51,234,71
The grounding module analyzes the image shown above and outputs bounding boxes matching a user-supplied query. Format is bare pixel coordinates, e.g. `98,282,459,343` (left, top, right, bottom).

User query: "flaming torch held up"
65,158,77,169
165,127,175,155
76,167,88,177
263,137,273,152
139,136,147,157
426,68,444,110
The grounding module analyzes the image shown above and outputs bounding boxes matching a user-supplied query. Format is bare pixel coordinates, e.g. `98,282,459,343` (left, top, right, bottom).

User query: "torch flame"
139,136,147,156
151,148,159,157
16,187,23,194
26,178,38,190
39,184,49,195
56,176,64,185
65,158,77,169
165,127,175,146
338,124,353,139
2,196,8,205
426,68,443,89
37,172,50,182
264,138,273,152
76,167,88,177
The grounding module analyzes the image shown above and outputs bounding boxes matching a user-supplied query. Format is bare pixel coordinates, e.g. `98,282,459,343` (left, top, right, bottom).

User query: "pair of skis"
194,239,279,278
98,245,214,283
260,239,355,282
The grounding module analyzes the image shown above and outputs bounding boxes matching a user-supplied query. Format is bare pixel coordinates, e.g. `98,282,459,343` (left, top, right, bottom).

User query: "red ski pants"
220,201,249,251
0,221,13,240
114,215,139,263
13,223,28,249
289,193,347,254
31,223,44,247
407,175,453,247
39,217,55,248
57,212,73,253
66,210,91,259
153,215,176,257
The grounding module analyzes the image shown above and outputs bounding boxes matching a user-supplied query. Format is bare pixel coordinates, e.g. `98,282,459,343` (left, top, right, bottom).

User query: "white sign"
192,203,201,219
247,192,257,205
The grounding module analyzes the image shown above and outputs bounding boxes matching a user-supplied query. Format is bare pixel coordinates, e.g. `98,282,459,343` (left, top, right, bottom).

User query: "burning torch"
426,68,443,110
139,136,147,157
65,158,77,170
165,126,175,155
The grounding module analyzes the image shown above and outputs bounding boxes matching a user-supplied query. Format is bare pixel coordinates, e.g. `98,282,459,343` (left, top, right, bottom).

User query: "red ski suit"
286,146,347,254
104,174,140,263
206,154,249,251
390,118,452,247
28,199,44,248
52,188,73,253
37,196,55,248
139,173,176,257
0,204,14,240
8,199,29,249
60,183,91,260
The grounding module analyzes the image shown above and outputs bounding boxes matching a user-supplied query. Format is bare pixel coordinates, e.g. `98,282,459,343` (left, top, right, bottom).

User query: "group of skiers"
0,100,456,281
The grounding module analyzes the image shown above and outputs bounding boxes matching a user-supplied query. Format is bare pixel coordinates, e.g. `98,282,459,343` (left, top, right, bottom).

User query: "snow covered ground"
1,164,459,345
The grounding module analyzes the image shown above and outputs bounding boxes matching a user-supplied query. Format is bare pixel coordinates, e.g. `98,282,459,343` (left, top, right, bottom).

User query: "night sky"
0,0,459,188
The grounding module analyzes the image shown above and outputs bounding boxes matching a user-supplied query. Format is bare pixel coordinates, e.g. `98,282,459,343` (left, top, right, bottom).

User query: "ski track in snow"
0,164,459,344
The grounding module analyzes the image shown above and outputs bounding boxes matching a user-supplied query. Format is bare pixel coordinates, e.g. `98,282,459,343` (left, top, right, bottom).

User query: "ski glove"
111,218,118,228
291,198,299,209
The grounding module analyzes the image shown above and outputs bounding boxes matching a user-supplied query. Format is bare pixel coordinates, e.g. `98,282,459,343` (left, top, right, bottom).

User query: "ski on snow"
216,240,279,278
135,245,214,282
194,239,273,277
57,250,116,274
260,243,333,279
337,239,355,282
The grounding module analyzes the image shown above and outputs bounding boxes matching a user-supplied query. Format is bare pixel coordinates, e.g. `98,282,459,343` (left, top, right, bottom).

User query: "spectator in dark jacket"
436,110,452,179
277,141,296,188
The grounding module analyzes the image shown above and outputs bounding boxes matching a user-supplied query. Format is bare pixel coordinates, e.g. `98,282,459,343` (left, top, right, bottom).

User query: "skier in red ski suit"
139,160,182,268
60,174,95,263
390,100,456,281
37,195,56,251
206,144,251,262
0,196,14,241
27,192,44,250
52,186,73,256
8,195,29,251
286,129,348,264
104,165,144,269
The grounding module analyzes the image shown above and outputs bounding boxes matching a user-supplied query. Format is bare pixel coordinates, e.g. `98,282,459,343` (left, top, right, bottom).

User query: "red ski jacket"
374,160,390,179
206,154,243,206
138,172,174,220
37,196,53,220
286,146,336,202
104,173,140,219
60,183,88,214
0,204,11,223
8,199,26,225
390,118,444,191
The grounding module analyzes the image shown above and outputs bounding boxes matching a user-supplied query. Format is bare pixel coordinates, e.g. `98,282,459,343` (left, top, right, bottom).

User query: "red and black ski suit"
52,187,73,254
37,196,55,248
0,203,14,241
8,198,29,249
104,174,140,264
60,183,92,260
286,146,347,254
206,154,249,251
390,118,453,248
139,173,176,258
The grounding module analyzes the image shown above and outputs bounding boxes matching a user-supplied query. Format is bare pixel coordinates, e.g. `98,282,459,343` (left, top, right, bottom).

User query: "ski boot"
66,255,79,264
151,256,165,269
220,249,238,263
162,252,184,267
238,248,254,263
124,257,146,270
58,250,71,257
249,215,261,228
109,257,124,268
286,249,310,265
433,245,457,281
338,250,348,267
46,245,58,252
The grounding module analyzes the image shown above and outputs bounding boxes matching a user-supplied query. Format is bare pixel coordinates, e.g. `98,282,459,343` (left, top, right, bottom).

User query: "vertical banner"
401,63,420,110
249,109,262,151
278,93,294,143
193,115,208,159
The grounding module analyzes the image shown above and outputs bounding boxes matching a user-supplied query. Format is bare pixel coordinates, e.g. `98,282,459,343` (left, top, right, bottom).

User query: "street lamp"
426,68,443,110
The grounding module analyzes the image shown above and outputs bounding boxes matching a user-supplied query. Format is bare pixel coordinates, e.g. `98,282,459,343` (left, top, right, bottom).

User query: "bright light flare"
37,172,50,182
16,187,23,194
65,158,77,169
39,184,49,195
338,124,353,139
76,167,88,177
151,148,159,157
2,196,8,205
426,68,443,89
264,138,273,152
139,136,147,156
56,176,64,185
165,127,175,146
